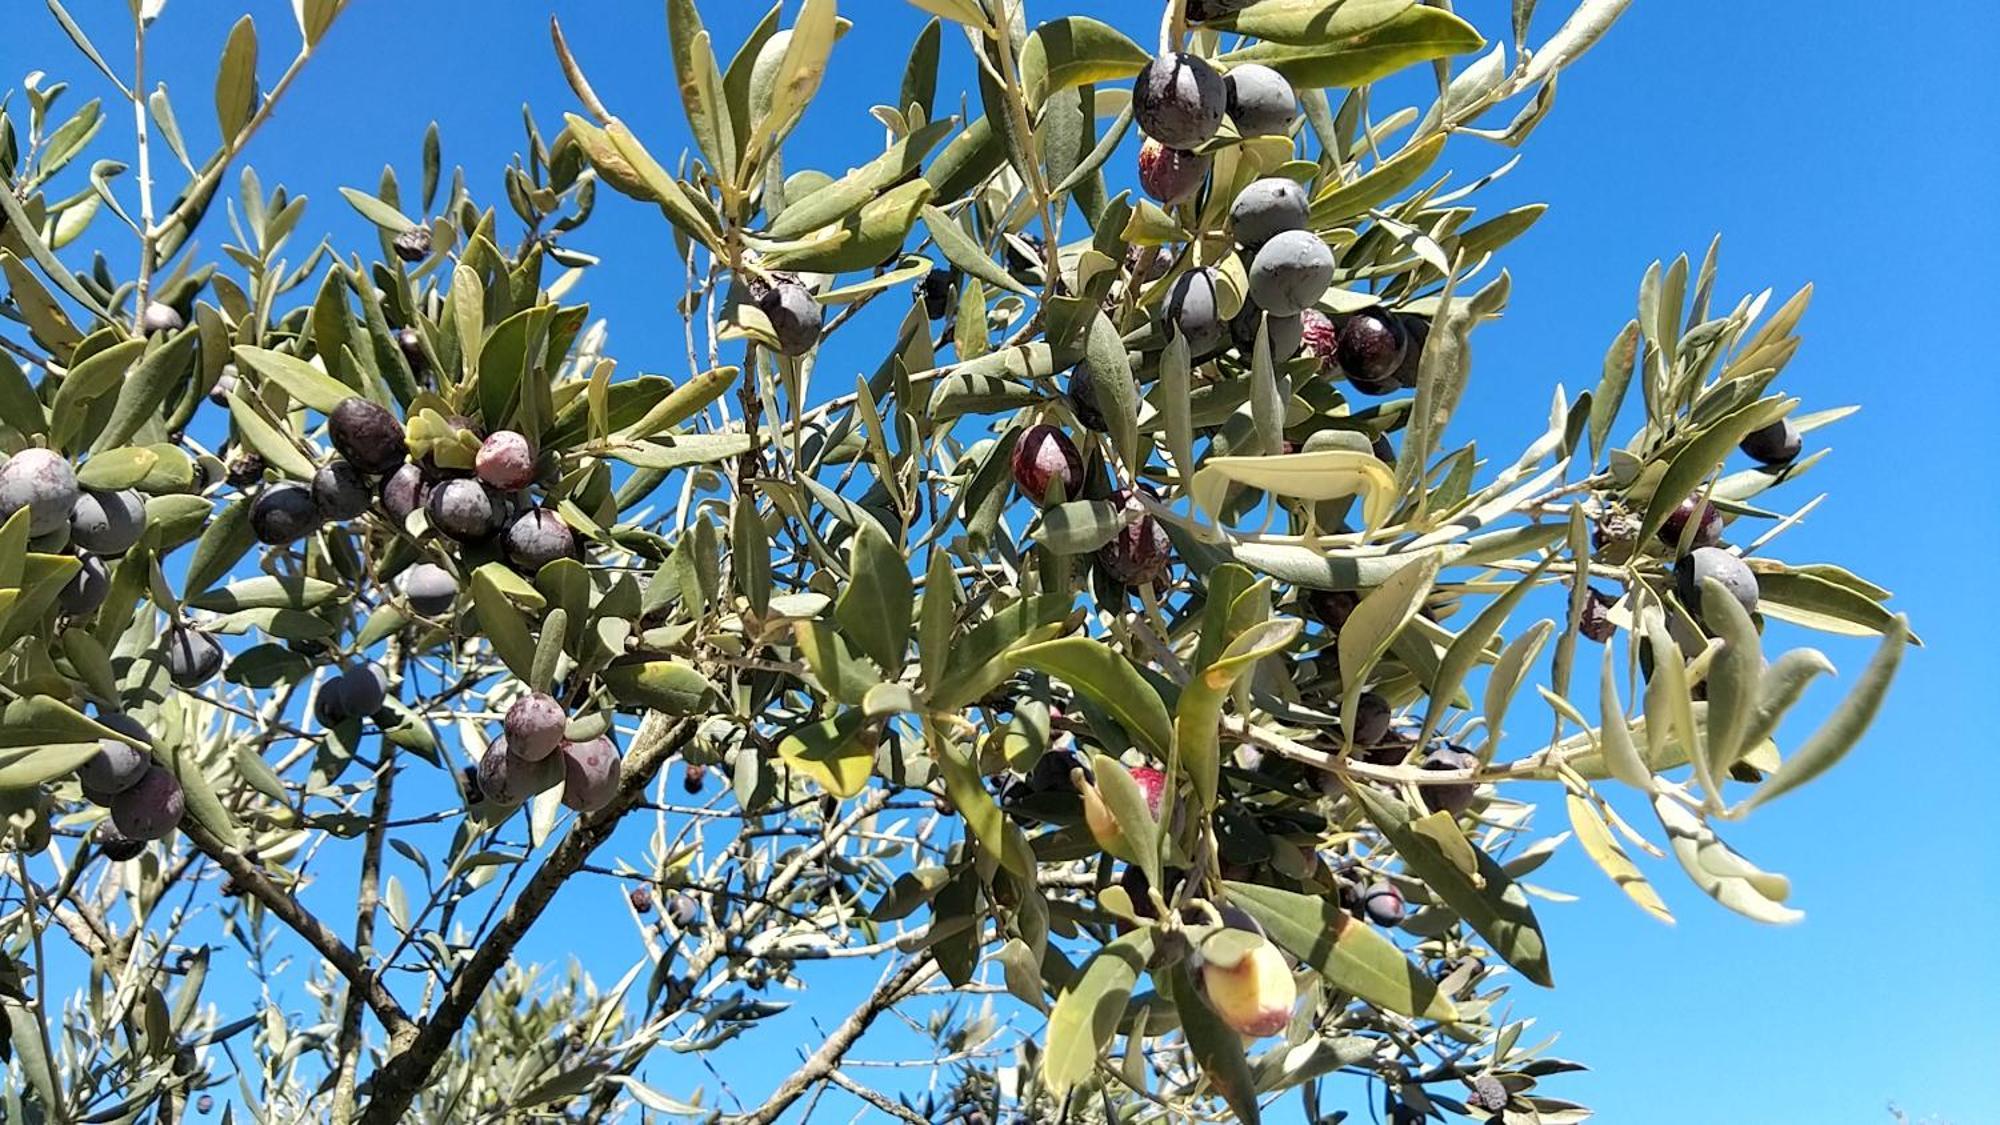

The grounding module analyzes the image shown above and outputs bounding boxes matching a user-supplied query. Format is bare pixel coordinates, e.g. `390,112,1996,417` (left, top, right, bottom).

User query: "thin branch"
727,954,938,1125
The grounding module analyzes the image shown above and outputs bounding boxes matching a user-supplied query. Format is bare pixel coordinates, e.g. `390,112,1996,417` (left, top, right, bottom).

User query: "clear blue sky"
6,1,1997,1121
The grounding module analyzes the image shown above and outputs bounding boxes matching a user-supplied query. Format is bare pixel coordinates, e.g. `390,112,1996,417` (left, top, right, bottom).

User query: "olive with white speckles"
0,448,80,536
1247,229,1333,317
1134,52,1226,149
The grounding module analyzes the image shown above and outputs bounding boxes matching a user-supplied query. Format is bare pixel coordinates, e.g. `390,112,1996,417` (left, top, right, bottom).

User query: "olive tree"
0,0,1911,1121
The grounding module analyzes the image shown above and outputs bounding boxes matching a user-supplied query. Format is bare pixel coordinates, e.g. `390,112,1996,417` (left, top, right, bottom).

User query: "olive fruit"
682,761,708,794
1165,267,1225,356
250,483,321,544
1676,546,1759,620
331,664,387,720
140,301,184,334
1361,881,1406,927
59,554,110,615
1129,765,1167,819
476,736,562,807
667,892,700,928
1299,308,1337,364
1577,588,1618,642
559,735,621,812
504,509,577,572
398,562,458,616
1391,314,1429,388
1658,495,1723,553
1229,177,1308,247
1351,692,1392,746
208,365,238,407
1307,588,1360,637
1247,229,1333,317
1740,417,1802,465
110,766,185,841
80,713,152,797
1336,308,1408,386
392,225,432,263
475,430,537,491
328,397,407,475
93,821,146,862
165,626,224,688
1137,138,1209,205
1199,934,1295,1038
754,275,822,357
919,269,955,320
1097,488,1173,587
630,885,655,914
225,450,265,489
1419,744,1480,816
1068,365,1106,432
378,462,429,522
312,460,373,521
1010,425,1083,506
503,692,567,761
1229,306,1303,362
68,488,146,555
1225,62,1297,136
426,478,504,542
0,448,80,536
1134,52,1226,149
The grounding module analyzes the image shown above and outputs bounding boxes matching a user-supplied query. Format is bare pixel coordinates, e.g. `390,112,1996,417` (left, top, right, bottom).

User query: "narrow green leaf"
1043,929,1156,1098
921,204,1031,296
1743,615,1907,812
214,15,258,141
1012,637,1172,760
1225,880,1455,1019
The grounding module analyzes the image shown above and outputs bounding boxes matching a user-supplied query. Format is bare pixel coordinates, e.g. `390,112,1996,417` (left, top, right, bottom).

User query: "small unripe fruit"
503,508,577,572
667,892,700,928
1011,425,1083,506
1740,417,1802,465
1137,138,1209,205
165,626,224,688
503,692,567,761
312,460,373,521
1676,546,1759,620
398,562,458,616
250,483,321,544
1336,308,1408,386
476,736,562,807
1200,935,1295,1038
140,301,184,334
682,761,707,794
1224,63,1297,136
59,554,110,616
378,462,429,522
1362,881,1406,927
392,225,432,263
110,766,185,840
196,1095,215,1115
1658,495,1723,553
395,326,426,367
1467,1075,1509,1112
1419,744,1480,816
328,397,408,475
475,431,537,491
630,885,655,913
1300,307,1337,365
1165,267,1225,356
94,821,146,861
225,450,266,489
1097,488,1173,587
0,448,80,536
427,478,504,542
1229,178,1309,247
1134,52,1226,149
68,488,146,555
559,734,621,812
80,713,152,796
1247,229,1333,317
1307,588,1360,637
755,275,822,357
1577,588,1617,642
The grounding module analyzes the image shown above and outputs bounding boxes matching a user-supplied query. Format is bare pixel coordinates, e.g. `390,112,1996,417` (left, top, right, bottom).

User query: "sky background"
5,1,1998,1121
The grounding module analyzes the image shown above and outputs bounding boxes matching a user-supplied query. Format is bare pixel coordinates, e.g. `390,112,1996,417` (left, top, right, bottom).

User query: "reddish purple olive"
392,225,432,263
1336,308,1408,386
379,463,429,522
503,692,567,761
1578,588,1618,642
1097,488,1173,587
1011,425,1083,506
1137,138,1210,205
475,431,537,491
1361,881,1406,927
476,736,562,807
559,735,621,812
1658,495,1723,553
1134,52,1226,149
1391,315,1429,388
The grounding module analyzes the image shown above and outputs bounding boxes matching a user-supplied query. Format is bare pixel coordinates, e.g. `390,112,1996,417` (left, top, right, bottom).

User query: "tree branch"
358,712,691,1124
729,954,938,1125
181,820,414,1040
